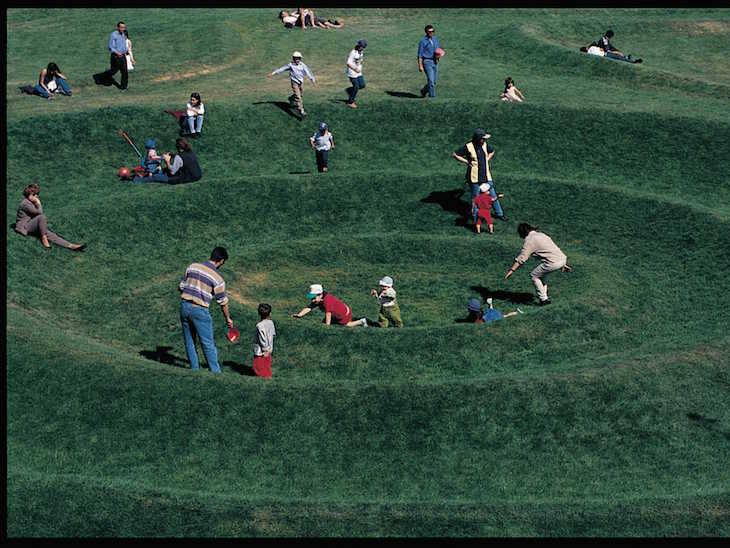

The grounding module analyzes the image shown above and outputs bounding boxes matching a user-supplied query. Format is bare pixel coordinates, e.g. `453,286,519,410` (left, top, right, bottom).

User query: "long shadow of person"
470,285,535,305
222,360,257,376
252,100,302,120
385,90,422,99
92,73,118,87
139,346,189,368
420,188,471,228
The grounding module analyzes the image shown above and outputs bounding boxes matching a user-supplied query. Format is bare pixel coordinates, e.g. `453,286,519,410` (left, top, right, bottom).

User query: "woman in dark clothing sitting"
134,138,202,184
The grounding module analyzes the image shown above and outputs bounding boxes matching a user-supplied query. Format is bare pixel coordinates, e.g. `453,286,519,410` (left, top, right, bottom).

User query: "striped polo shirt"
179,261,228,308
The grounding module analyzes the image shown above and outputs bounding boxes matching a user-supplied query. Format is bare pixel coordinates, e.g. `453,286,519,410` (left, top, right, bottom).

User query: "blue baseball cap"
357,39,367,48
319,122,328,131
145,138,155,149
467,298,482,312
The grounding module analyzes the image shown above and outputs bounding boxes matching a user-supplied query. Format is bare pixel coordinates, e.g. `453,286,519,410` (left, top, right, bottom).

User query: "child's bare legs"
346,317,368,328
504,308,524,318
488,223,494,234
475,220,481,234
41,234,51,248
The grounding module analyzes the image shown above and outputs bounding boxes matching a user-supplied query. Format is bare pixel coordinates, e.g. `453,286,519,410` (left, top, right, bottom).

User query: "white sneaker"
516,308,524,315
360,317,368,327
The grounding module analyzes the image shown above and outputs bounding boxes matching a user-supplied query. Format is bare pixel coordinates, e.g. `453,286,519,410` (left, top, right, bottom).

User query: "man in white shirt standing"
504,223,573,306
345,39,367,109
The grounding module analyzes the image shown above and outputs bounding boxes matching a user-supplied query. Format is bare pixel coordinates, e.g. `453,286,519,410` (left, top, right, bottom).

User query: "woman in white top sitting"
185,92,205,137
500,76,525,102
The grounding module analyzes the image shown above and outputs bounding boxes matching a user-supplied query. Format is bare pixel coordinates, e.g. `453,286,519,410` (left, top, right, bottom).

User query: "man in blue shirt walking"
93,21,129,91
417,24,441,98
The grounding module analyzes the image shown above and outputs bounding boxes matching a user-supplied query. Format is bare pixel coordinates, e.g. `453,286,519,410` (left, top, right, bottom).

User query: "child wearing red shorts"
471,182,505,234
253,303,276,378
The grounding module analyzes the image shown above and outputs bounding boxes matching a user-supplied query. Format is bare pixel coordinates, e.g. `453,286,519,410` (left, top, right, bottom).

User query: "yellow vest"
465,141,490,183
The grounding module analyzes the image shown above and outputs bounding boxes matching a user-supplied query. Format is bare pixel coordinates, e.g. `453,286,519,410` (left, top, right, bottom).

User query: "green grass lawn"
6,8,730,537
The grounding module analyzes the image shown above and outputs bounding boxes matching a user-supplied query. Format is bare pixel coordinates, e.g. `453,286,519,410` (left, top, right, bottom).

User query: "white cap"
292,51,303,58
479,183,490,193
306,283,323,299
486,297,493,307
379,276,394,287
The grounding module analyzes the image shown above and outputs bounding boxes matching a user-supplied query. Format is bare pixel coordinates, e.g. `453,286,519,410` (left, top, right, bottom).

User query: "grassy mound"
6,8,730,536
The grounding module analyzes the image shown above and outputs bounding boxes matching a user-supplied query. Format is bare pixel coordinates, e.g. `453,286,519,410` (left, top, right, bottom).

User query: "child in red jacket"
471,182,504,234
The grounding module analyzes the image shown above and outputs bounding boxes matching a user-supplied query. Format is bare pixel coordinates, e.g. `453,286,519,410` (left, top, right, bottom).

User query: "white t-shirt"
186,101,205,117
345,48,364,78
282,14,298,25
587,45,605,57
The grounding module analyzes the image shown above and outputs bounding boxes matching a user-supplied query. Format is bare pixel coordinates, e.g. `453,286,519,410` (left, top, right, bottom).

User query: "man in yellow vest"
452,128,506,224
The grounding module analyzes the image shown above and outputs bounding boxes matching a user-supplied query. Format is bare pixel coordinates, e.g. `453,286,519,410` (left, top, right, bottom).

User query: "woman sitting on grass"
134,138,202,185
500,77,525,103
14,183,85,251
30,62,72,100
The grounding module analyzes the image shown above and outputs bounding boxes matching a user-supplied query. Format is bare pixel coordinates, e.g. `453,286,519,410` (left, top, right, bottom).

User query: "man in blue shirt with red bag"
417,24,441,98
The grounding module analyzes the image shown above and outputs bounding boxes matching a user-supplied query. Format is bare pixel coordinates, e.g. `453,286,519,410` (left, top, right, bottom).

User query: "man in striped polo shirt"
179,246,234,374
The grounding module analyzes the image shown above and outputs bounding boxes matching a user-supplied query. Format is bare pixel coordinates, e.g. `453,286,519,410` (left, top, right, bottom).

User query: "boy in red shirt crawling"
471,182,505,234
292,283,368,327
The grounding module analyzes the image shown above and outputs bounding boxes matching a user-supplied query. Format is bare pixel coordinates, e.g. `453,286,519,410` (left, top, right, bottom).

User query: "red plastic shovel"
226,327,240,344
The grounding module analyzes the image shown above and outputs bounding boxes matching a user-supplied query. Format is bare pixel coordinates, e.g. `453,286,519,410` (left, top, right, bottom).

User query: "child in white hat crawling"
471,182,504,234
369,276,403,327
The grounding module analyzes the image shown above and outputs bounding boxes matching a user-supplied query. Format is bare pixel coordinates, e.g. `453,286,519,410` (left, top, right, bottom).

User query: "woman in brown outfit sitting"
14,183,85,251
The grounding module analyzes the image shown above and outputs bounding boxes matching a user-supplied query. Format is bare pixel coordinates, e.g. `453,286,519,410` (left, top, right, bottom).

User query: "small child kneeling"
253,303,276,378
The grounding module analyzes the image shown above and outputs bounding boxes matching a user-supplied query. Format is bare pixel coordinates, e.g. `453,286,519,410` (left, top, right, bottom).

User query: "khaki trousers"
290,81,304,111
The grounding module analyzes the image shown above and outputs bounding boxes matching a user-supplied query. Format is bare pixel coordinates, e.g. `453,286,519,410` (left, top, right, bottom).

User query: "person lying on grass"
14,183,85,251
292,284,368,327
463,298,522,324
369,276,403,327
579,32,642,64
280,8,343,29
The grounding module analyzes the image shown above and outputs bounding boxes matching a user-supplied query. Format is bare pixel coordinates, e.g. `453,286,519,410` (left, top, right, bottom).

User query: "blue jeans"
180,300,221,373
134,172,169,183
347,75,365,103
469,181,504,220
186,115,204,134
421,59,438,97
605,51,635,63
35,76,71,98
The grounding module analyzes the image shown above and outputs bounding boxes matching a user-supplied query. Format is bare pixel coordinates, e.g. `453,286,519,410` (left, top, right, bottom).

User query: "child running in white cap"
268,51,317,117
369,276,403,327
471,182,504,234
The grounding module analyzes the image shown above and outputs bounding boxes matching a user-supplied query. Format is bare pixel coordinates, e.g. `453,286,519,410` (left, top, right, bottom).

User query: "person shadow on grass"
139,346,189,368
420,188,472,229
385,90,422,99
470,285,535,305
222,360,257,376
252,100,303,120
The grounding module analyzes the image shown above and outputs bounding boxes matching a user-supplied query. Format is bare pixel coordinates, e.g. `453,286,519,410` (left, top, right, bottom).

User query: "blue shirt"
482,308,504,324
417,35,440,60
109,30,128,55
272,62,316,85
